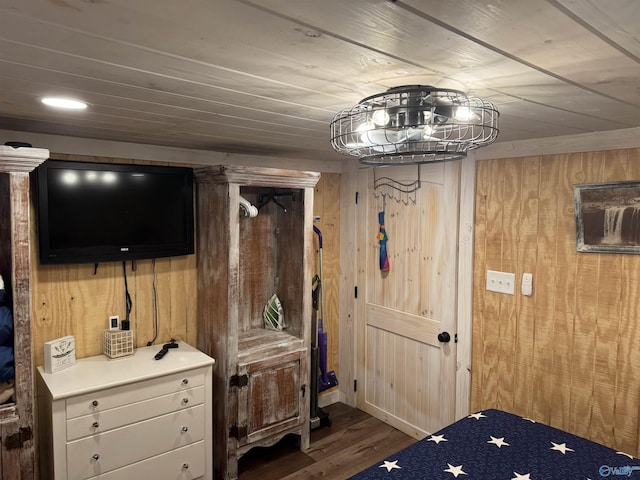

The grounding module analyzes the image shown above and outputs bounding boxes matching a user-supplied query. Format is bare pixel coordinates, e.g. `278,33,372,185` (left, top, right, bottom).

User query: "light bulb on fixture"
455,106,475,121
371,109,390,126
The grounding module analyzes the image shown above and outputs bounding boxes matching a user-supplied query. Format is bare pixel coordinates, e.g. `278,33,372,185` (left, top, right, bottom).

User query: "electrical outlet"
109,315,120,330
486,270,516,295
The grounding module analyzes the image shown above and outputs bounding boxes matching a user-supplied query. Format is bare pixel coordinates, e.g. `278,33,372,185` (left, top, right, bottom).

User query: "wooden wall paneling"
548,153,582,431
512,156,540,418
569,151,604,439
32,257,195,365
588,149,628,447
478,158,505,409
238,193,277,332
277,188,309,341
616,252,640,455
339,163,358,407
472,146,640,456
496,160,521,412
617,148,640,454
312,173,340,387
530,154,563,424
470,161,489,411
571,246,599,439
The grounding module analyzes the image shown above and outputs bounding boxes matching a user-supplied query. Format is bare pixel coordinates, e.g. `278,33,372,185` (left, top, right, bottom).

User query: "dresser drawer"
86,441,205,480
67,385,205,441
67,404,205,480
66,368,206,419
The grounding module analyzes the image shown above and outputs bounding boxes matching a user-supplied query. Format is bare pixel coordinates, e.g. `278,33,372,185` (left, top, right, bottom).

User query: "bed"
349,409,640,479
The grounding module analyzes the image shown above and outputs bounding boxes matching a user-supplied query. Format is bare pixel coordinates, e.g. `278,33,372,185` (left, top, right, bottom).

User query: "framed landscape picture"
574,181,640,253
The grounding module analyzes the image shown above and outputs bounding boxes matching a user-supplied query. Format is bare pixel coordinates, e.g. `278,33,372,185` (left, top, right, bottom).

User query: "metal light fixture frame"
330,85,499,166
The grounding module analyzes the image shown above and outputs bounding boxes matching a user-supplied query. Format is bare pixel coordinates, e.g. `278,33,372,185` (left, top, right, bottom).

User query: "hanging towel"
378,211,390,272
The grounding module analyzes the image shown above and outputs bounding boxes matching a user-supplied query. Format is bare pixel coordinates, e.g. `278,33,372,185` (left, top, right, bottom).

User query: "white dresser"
37,342,215,480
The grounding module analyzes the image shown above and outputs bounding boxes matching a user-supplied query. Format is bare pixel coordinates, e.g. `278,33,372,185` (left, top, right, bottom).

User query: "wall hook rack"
373,165,421,205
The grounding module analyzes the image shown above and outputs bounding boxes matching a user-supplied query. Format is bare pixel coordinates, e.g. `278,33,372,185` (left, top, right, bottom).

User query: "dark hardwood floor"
238,403,416,480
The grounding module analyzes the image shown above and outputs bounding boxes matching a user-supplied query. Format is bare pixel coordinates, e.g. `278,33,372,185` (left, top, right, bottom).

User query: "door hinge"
229,424,248,440
355,192,359,204
230,374,249,388
354,286,358,298
4,426,32,450
455,333,458,343
354,379,357,392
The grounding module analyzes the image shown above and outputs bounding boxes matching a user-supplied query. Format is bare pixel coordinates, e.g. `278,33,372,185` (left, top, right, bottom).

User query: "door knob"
437,332,451,343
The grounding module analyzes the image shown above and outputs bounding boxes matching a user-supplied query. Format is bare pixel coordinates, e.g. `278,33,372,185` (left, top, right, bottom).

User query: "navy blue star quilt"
349,409,640,479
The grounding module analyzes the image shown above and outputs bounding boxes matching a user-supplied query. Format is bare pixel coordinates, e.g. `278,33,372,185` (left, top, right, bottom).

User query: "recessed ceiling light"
41,97,88,110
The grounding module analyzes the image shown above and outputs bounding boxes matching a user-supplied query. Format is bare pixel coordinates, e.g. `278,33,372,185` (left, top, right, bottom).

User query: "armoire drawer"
84,441,205,480
66,367,206,419
67,404,205,480
66,385,205,441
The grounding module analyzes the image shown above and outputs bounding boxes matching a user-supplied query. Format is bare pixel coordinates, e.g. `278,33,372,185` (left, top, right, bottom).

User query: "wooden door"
356,161,460,438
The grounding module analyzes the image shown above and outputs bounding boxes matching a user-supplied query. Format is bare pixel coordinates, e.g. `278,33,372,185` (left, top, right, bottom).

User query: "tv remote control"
154,341,179,360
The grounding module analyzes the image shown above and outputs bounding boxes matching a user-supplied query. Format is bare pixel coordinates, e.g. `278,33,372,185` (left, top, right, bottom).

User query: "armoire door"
356,161,460,438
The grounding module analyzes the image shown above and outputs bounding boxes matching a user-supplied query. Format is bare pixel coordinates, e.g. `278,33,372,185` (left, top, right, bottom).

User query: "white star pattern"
444,463,467,477
379,460,401,472
487,436,509,448
468,412,487,420
617,451,634,459
428,434,448,444
512,472,531,480
550,442,574,454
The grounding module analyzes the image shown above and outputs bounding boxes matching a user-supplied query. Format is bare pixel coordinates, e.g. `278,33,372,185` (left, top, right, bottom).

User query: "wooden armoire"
194,165,319,480
0,145,48,479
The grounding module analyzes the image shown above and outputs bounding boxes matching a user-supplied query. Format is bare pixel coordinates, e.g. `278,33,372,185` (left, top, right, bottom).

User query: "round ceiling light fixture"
330,85,499,166
41,97,89,110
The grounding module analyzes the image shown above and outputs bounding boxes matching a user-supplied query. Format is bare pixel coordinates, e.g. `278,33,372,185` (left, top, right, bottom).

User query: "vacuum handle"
313,225,323,248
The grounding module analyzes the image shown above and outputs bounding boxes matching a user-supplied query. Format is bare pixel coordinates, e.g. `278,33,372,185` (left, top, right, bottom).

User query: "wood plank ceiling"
0,0,639,162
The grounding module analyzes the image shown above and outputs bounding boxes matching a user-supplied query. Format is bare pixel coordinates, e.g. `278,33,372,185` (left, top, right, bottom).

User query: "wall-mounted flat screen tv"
35,159,195,265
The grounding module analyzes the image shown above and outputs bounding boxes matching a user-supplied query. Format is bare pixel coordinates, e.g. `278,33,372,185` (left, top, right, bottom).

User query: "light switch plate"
486,270,516,295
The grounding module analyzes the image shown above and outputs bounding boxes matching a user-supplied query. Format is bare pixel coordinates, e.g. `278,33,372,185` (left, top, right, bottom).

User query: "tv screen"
35,159,195,265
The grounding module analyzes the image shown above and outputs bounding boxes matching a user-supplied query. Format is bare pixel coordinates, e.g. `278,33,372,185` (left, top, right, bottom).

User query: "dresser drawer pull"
182,463,189,470
92,454,100,461
181,426,189,433
92,421,100,429
182,398,189,405
91,400,99,408
181,378,189,386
